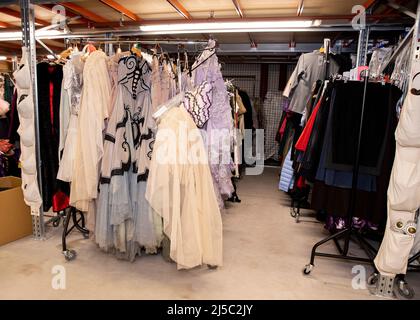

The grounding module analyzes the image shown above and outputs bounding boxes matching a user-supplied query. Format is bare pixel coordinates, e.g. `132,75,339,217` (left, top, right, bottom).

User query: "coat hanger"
152,91,185,120
59,47,73,60
131,44,142,58
81,43,97,61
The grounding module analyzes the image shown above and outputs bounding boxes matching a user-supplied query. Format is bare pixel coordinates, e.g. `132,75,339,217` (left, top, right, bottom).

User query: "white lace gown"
57,53,84,182
70,50,111,216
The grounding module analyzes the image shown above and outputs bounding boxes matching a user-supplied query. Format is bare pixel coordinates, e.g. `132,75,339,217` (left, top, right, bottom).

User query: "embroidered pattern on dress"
118,55,150,99
183,81,212,128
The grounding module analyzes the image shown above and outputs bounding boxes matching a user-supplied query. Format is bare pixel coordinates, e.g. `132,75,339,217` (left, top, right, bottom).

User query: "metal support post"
20,0,45,240
105,32,114,56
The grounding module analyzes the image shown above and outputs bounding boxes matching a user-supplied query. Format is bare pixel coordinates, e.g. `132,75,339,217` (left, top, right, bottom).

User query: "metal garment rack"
20,0,44,240
19,1,89,260
303,30,379,274
17,0,209,252
303,2,420,280
289,39,331,224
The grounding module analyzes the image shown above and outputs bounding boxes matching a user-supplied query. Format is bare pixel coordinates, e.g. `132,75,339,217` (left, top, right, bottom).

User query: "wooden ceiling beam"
0,7,48,26
232,0,244,18
297,0,304,16
0,21,16,29
231,1,256,48
59,2,109,23
0,41,62,53
99,0,142,22
166,0,192,19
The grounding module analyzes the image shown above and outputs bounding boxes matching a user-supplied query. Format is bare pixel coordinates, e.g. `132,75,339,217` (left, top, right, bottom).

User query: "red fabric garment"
279,116,287,136
296,176,306,189
278,112,292,138
52,190,69,212
295,98,322,152
49,80,56,137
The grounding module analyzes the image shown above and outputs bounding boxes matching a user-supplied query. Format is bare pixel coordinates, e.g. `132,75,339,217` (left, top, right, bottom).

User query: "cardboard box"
0,176,32,246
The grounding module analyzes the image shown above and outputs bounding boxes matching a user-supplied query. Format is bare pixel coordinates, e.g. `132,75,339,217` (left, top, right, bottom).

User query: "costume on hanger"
296,81,402,226
70,50,111,218
146,98,223,269
57,52,84,182
191,40,234,208
151,56,177,113
95,53,162,261
14,47,42,213
286,50,339,115
37,61,69,212
237,89,253,130
375,60,420,276
183,80,212,128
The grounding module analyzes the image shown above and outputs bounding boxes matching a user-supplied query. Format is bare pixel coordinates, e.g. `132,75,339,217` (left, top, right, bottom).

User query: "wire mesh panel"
222,63,261,99
268,64,281,92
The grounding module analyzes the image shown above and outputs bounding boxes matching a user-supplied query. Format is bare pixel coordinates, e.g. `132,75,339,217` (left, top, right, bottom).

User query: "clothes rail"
302,37,380,274
66,38,208,45
303,71,378,276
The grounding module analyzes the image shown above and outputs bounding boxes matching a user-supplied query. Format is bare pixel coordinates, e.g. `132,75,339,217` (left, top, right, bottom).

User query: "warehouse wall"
221,63,295,100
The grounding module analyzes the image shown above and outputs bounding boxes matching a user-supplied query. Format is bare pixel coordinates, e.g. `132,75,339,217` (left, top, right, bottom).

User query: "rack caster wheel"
303,264,314,275
52,219,60,227
290,208,297,218
395,279,415,299
63,249,77,261
83,232,89,239
295,214,300,223
207,264,218,270
367,273,379,286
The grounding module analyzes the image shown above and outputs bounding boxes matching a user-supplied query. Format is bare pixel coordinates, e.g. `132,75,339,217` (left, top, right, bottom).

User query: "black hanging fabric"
303,80,402,226
37,62,69,212
238,89,254,129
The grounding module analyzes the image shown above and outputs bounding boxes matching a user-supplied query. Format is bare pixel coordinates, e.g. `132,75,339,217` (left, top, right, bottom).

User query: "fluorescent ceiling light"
0,29,67,41
0,56,7,61
46,54,55,60
139,20,322,34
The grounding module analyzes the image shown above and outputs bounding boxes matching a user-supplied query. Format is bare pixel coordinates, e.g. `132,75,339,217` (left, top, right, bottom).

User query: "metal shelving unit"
20,0,45,240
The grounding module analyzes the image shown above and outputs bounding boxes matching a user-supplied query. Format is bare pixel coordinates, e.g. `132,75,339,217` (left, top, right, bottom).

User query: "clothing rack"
303,35,379,274
226,82,241,203
289,38,331,224
68,39,208,45
61,207,89,261
54,36,217,261
303,69,377,275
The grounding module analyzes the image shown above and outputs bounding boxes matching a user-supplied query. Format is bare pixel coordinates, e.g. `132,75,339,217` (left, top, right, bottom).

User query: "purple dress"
192,41,234,208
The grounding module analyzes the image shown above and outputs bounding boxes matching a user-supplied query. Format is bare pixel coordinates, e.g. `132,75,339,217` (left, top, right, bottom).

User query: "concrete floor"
1,167,419,300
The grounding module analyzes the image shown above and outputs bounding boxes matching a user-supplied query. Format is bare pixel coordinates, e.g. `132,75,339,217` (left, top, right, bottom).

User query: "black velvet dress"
37,62,69,212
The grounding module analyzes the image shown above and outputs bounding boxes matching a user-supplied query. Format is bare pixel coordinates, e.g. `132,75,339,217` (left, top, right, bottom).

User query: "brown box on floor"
0,176,32,246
